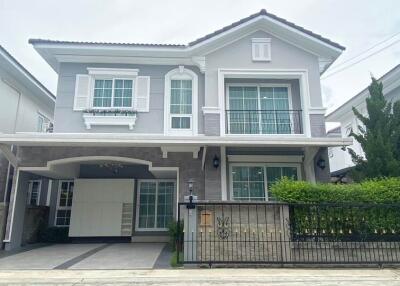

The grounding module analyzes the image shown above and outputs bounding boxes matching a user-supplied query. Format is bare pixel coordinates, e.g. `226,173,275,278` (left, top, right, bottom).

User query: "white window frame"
90,77,135,109
252,38,271,61
226,83,294,135
229,162,301,201
27,180,42,206
37,112,51,133
54,180,74,227
135,179,176,232
164,66,198,136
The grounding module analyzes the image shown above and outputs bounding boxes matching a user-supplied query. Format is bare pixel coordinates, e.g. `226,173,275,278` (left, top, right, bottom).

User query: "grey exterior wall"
204,30,323,108
54,63,205,134
204,147,222,200
310,114,327,137
314,147,330,182
204,114,220,136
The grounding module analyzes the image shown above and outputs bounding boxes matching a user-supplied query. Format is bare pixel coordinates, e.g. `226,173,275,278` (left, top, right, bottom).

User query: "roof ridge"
29,9,345,51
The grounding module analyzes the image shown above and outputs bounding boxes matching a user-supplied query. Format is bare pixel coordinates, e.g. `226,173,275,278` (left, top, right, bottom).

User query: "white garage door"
69,179,134,237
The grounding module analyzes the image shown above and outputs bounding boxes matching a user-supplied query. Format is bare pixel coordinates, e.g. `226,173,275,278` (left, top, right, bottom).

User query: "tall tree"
348,77,400,181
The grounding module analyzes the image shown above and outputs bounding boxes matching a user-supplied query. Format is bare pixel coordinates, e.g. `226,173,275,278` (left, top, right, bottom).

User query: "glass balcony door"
227,85,293,134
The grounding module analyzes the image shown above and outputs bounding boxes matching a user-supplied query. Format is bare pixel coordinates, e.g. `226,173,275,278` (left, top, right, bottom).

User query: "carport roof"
0,133,352,148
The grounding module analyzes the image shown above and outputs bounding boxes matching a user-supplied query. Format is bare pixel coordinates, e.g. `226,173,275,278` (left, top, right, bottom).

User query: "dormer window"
252,38,271,61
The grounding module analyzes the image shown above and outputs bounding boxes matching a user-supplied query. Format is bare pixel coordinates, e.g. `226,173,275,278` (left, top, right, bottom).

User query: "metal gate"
177,202,400,266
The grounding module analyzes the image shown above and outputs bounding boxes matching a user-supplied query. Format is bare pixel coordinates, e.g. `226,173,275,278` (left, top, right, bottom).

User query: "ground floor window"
230,164,300,201
27,180,41,206
55,180,74,226
136,180,175,230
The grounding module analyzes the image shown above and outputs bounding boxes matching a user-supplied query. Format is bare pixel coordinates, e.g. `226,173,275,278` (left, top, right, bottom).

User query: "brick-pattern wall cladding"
22,206,49,244
185,204,290,263
17,146,206,201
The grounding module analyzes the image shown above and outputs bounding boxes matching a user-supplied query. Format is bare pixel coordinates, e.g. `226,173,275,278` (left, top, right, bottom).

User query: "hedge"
270,177,400,240
270,177,400,203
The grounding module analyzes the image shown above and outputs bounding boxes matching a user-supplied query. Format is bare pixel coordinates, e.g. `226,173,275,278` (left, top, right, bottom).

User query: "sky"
1,0,400,123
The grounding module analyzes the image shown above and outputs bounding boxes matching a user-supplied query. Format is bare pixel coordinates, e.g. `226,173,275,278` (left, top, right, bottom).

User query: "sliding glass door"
227,85,292,134
230,164,299,201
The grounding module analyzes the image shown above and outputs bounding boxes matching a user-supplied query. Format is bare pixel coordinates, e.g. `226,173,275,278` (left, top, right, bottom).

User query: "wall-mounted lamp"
316,158,326,170
213,155,220,169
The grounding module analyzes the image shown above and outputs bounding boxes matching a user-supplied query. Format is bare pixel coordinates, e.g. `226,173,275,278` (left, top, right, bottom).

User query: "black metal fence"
225,109,303,135
177,202,400,266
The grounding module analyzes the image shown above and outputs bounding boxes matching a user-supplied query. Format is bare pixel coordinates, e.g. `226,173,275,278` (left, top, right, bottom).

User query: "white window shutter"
73,75,90,111
135,76,150,112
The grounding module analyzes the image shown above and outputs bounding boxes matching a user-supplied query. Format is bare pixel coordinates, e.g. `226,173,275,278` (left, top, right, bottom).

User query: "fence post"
280,204,292,263
183,200,197,263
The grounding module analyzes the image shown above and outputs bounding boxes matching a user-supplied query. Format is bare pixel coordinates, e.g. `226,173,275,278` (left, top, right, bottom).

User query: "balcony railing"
225,109,303,135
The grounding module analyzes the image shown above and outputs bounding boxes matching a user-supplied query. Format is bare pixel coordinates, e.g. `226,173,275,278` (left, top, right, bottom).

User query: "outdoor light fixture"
316,158,326,170
187,179,195,209
213,155,220,169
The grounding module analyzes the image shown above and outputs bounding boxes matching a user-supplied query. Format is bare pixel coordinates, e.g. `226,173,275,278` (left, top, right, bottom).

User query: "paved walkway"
0,243,167,270
0,268,400,285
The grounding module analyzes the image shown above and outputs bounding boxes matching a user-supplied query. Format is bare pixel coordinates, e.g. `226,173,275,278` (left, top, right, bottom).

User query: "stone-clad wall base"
22,206,49,245
0,203,8,246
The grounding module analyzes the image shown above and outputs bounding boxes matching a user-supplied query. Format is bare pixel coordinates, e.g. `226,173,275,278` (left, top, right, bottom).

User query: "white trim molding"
161,146,200,159
82,113,137,130
164,66,198,136
228,155,303,163
202,106,220,114
87,67,139,77
309,107,327,115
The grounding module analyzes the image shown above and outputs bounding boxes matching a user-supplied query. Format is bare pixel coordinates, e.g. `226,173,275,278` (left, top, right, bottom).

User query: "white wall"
69,179,134,237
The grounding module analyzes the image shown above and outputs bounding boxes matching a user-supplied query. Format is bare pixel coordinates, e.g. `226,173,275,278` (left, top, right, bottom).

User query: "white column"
220,146,227,200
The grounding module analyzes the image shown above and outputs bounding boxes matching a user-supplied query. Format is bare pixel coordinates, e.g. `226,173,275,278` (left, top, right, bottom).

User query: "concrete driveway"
0,243,167,270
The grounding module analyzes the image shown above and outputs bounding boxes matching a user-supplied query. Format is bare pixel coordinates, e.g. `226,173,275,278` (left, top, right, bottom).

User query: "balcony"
225,109,303,135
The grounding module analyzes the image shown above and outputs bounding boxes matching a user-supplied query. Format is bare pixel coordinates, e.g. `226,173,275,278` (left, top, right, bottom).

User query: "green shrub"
270,177,400,240
270,177,400,203
170,251,183,267
39,227,70,243
168,220,184,251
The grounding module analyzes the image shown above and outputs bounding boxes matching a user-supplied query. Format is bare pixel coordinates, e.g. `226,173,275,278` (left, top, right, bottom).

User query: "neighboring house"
0,9,351,250
326,64,400,180
0,45,55,244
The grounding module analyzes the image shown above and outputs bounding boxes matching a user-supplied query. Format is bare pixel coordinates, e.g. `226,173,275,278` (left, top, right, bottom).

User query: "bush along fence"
176,178,400,266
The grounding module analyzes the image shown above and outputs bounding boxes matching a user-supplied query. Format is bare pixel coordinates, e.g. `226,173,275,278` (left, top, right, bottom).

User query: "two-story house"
326,64,400,181
0,10,351,250
0,45,55,245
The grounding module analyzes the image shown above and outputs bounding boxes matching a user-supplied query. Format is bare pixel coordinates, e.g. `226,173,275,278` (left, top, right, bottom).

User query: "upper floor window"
164,66,198,135
170,79,192,129
37,113,51,132
93,79,133,108
226,84,301,134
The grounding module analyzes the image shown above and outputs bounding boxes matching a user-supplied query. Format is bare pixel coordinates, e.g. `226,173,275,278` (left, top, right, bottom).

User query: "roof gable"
29,9,344,74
